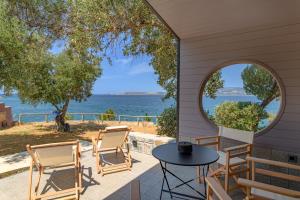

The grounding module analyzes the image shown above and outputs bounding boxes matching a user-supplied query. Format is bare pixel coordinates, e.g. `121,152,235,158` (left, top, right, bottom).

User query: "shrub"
157,106,177,137
100,108,116,121
144,113,152,122
64,113,73,120
214,101,268,132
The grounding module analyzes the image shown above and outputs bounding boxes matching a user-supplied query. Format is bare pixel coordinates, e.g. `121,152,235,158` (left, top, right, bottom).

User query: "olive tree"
17,50,101,131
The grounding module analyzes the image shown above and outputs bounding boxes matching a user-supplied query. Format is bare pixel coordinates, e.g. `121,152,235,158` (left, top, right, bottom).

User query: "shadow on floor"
40,166,100,195
103,164,245,200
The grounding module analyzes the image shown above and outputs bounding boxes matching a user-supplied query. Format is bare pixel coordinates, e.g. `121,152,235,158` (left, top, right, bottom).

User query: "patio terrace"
0,149,244,200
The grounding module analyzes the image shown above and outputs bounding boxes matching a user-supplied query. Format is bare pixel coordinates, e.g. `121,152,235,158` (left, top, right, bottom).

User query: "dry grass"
0,120,157,157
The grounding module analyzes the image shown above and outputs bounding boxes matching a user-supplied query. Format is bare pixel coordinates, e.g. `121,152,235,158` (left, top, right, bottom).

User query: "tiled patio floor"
0,150,244,200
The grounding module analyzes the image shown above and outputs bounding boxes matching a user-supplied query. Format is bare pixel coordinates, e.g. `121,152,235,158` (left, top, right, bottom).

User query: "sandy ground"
0,120,157,156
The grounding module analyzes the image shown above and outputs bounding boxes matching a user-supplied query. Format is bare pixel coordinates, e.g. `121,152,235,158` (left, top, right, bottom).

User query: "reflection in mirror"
201,63,282,133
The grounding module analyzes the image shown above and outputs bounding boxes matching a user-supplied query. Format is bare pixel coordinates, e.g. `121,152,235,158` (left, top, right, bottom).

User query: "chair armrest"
224,144,250,152
246,156,300,171
238,178,300,198
206,177,232,200
195,136,219,141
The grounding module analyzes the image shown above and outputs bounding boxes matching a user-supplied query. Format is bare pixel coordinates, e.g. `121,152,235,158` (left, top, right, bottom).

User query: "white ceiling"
147,0,300,39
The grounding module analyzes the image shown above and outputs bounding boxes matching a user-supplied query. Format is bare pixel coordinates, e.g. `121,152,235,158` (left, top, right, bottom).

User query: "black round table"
152,143,219,200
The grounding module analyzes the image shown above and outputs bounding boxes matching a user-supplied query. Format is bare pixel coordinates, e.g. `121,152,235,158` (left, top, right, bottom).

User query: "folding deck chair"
27,141,82,200
93,125,132,176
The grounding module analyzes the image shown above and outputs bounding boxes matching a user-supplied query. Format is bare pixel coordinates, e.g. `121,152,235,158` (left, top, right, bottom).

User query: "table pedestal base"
159,161,209,200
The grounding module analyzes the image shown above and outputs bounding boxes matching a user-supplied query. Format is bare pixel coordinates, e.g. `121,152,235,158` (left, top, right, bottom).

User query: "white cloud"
128,62,154,75
115,57,133,65
101,74,122,80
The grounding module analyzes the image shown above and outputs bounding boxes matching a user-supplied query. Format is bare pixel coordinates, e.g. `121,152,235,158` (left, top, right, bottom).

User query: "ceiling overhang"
146,0,300,39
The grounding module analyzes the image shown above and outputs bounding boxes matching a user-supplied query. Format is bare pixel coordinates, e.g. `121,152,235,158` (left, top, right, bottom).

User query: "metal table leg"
159,161,210,200
160,161,173,199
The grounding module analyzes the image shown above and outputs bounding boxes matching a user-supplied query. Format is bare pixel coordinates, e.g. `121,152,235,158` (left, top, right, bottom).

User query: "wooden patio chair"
130,179,141,200
238,156,300,200
26,141,82,200
196,126,254,192
93,125,132,175
206,177,232,200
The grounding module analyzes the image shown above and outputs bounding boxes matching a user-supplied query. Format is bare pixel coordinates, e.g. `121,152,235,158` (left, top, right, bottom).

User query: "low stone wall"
128,132,175,155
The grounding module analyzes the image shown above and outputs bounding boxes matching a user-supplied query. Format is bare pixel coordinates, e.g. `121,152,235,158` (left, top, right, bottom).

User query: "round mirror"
200,63,284,133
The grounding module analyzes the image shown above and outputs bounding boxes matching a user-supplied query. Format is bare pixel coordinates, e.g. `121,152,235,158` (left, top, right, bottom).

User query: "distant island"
99,92,166,96
216,87,252,96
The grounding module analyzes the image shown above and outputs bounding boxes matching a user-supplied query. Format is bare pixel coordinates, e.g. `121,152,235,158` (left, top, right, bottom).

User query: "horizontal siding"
179,23,300,153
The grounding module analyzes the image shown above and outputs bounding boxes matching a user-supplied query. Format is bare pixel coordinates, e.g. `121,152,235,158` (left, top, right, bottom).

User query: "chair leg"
196,166,202,183
207,186,213,200
79,163,83,192
116,147,119,156
34,167,42,195
75,165,79,200
28,161,33,200
225,168,229,192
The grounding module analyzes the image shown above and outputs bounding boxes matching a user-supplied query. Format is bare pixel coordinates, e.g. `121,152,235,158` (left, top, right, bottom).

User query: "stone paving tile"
0,150,244,200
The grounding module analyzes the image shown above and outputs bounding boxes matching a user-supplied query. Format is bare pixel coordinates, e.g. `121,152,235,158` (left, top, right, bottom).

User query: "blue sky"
93,54,164,94
221,64,248,88
50,40,164,94
50,40,248,94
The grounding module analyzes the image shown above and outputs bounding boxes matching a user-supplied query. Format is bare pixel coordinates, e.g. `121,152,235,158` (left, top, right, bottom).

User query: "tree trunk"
260,82,279,110
55,100,70,132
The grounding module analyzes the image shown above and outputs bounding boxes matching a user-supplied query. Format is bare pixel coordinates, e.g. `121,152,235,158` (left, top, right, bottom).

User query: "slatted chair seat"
217,151,245,166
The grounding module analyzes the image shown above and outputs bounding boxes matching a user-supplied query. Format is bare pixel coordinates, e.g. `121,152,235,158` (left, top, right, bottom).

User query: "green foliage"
214,102,268,132
17,50,101,123
7,0,177,100
64,113,73,121
101,108,116,121
204,71,224,99
242,64,280,108
267,112,276,123
157,107,177,137
0,1,29,94
144,113,152,122
205,110,215,121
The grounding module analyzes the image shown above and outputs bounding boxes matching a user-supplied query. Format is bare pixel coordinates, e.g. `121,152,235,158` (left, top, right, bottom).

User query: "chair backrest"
218,126,254,144
100,126,130,149
27,141,79,168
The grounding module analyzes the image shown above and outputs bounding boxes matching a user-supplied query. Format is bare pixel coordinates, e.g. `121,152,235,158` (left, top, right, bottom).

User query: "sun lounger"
93,125,132,175
26,141,82,200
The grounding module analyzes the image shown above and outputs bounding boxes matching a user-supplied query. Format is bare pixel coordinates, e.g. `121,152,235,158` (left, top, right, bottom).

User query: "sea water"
0,95,279,123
